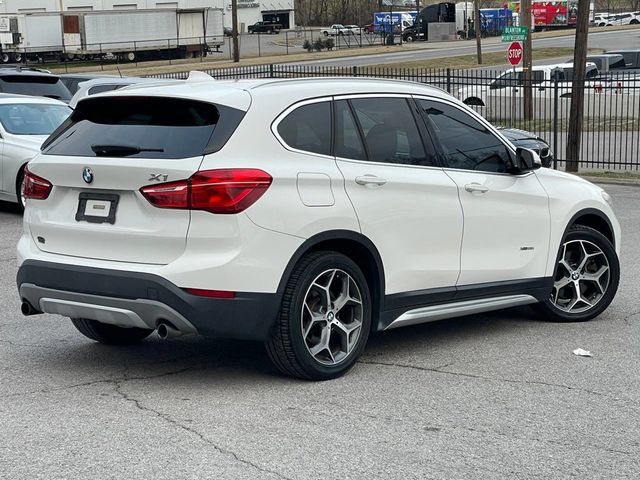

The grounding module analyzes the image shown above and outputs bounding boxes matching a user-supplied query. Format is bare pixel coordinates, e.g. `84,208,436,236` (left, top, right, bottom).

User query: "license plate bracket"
75,192,119,224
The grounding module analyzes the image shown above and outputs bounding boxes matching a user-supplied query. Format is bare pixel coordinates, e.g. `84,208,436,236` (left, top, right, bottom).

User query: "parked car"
0,69,71,103
59,74,116,95
458,63,600,107
606,49,640,69
223,26,232,37
363,23,376,33
499,128,553,168
69,77,173,109
0,95,71,209
17,77,620,380
320,24,352,36
248,21,282,34
344,24,362,35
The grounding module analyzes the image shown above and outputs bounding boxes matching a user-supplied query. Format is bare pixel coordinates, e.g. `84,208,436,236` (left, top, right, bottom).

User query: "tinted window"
350,97,432,166
88,84,124,95
418,100,512,173
0,75,71,102
43,96,237,159
0,104,71,135
334,100,366,160
491,71,545,89
278,101,332,156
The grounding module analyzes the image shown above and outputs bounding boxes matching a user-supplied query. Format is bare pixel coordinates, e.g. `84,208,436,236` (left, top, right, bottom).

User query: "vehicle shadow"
36,306,543,384
0,200,21,215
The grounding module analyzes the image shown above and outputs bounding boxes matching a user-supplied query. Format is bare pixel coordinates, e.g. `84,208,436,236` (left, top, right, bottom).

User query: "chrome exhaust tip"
157,321,183,339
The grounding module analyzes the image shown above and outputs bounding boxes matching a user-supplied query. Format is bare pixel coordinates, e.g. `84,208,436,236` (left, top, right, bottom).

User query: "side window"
334,100,366,160
277,101,332,156
349,97,433,166
418,99,513,173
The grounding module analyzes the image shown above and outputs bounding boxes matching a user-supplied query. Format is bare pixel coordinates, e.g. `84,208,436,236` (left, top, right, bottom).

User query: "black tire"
265,251,372,380
71,318,153,345
15,166,25,213
532,225,619,322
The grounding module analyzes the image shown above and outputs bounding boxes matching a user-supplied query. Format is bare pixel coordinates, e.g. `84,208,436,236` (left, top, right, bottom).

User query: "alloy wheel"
551,239,610,313
301,269,363,366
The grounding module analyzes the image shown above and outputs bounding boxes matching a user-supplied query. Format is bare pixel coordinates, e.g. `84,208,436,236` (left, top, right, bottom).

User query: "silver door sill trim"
385,294,538,330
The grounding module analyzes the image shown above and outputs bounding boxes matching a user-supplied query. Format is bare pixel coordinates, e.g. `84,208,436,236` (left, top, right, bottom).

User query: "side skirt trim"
384,294,538,330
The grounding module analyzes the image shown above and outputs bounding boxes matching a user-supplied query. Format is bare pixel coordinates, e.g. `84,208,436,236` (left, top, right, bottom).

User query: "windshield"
0,104,71,135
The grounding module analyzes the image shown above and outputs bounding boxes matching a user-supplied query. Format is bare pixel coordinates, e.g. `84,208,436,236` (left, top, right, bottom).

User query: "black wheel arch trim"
565,208,615,246
275,229,386,313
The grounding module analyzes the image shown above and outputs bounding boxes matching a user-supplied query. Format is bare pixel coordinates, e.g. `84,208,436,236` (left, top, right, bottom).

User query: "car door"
415,97,550,287
334,95,463,301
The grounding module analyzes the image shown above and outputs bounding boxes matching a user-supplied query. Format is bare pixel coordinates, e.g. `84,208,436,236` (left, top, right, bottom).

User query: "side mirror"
516,147,542,172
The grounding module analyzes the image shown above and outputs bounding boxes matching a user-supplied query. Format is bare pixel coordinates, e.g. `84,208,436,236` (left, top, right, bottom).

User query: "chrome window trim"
271,95,335,160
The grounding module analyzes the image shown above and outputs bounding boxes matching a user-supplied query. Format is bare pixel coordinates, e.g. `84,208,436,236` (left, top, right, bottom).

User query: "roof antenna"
116,65,123,78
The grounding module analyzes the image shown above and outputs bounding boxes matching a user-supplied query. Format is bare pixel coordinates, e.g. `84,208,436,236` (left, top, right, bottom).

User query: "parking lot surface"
0,183,638,479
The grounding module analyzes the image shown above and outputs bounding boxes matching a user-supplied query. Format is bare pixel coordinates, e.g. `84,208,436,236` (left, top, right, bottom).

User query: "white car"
69,77,172,109
457,62,601,107
17,76,620,380
0,95,71,209
344,25,362,35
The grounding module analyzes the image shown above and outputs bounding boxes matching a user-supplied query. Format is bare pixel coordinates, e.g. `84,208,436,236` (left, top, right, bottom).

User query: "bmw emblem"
82,167,94,184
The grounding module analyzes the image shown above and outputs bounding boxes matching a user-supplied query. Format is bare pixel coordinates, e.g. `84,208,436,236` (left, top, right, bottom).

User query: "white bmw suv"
17,76,620,380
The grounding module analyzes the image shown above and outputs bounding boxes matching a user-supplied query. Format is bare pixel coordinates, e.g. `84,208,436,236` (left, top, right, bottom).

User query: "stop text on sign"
507,41,523,66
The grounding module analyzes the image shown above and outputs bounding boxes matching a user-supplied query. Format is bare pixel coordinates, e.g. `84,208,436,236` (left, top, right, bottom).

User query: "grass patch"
365,47,601,70
578,170,640,179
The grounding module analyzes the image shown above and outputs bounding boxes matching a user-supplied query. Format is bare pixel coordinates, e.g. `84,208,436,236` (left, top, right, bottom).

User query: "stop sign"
507,41,523,66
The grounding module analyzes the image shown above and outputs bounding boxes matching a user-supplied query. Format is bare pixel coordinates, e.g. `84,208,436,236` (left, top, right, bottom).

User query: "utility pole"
232,0,240,62
474,1,482,63
521,0,533,120
566,0,591,172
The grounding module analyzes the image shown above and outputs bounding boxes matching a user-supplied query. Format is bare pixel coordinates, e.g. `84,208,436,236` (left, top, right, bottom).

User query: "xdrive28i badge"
82,167,94,184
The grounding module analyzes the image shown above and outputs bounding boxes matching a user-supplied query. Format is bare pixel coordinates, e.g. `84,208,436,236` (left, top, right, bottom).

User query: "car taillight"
23,166,53,200
140,169,272,214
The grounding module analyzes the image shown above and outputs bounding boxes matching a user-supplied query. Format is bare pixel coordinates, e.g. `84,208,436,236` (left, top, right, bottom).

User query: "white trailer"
63,8,223,61
0,13,64,63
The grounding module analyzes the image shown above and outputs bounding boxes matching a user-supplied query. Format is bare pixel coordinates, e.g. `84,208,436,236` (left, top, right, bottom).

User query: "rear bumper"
17,260,281,341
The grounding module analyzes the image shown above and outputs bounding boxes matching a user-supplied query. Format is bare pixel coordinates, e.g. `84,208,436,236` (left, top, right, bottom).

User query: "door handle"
355,175,387,187
464,183,489,194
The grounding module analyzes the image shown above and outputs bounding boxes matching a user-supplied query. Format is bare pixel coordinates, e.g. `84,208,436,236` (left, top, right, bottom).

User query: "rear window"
0,75,71,102
42,96,245,159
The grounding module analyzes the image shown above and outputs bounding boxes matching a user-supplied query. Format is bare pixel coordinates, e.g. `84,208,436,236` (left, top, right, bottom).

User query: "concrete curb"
580,176,640,187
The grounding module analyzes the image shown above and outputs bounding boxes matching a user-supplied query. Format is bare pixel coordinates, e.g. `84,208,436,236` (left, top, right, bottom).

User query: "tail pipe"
21,300,41,316
157,321,183,340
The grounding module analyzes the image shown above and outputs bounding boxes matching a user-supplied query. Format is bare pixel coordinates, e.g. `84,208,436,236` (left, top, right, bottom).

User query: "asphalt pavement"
0,183,639,479
285,28,640,67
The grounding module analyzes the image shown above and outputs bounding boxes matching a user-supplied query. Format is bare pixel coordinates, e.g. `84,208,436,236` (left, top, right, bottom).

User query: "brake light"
23,166,53,200
140,169,272,214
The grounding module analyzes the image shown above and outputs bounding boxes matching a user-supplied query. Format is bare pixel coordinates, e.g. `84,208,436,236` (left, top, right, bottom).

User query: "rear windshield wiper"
91,145,165,157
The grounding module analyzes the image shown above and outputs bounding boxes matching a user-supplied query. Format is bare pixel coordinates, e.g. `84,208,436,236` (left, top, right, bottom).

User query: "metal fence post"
286,31,289,55
553,78,559,170
446,68,451,94
269,63,274,78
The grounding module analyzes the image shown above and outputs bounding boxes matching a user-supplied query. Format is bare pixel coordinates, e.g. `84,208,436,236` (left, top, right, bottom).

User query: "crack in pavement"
0,365,197,400
112,380,294,480
0,339,62,350
623,310,640,326
457,424,634,456
357,359,638,405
